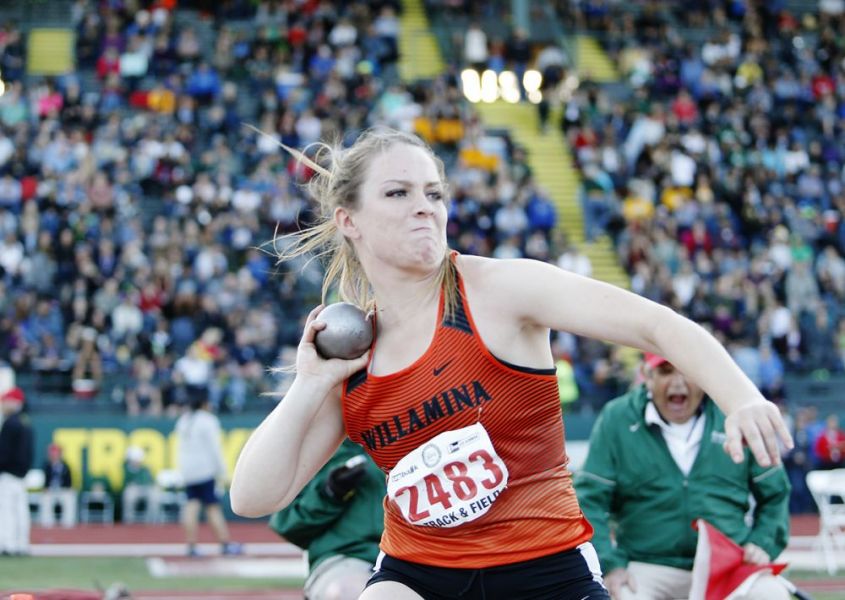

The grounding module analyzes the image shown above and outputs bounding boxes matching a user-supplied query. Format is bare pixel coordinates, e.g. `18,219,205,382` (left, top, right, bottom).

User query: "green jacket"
269,439,385,570
123,462,154,487
574,386,790,573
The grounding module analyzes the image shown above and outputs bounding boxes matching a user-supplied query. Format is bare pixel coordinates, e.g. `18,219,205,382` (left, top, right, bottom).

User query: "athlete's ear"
334,206,360,240
641,364,654,398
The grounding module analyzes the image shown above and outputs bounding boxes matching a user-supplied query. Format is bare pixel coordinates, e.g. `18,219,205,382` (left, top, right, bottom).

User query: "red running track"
29,515,824,544
22,515,844,597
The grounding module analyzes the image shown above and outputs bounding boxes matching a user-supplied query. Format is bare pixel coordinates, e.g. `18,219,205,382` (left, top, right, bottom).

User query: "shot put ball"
314,302,373,360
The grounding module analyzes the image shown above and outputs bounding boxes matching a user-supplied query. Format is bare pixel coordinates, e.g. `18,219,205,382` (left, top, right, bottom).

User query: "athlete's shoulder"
456,255,550,288
454,252,491,273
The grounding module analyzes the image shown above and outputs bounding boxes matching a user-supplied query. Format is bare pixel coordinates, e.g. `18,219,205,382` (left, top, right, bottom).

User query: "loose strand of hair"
439,254,458,322
242,123,332,179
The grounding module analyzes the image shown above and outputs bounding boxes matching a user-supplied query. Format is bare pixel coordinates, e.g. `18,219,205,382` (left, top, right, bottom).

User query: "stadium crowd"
0,0,841,440
0,0,568,417
0,0,402,415
559,0,845,513
418,0,845,513
552,0,845,386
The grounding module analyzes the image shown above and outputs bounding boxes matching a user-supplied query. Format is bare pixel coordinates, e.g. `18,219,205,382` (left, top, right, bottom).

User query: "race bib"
386,422,509,528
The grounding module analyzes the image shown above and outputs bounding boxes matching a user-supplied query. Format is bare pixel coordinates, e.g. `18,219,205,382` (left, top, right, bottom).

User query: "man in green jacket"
270,438,385,600
575,353,791,600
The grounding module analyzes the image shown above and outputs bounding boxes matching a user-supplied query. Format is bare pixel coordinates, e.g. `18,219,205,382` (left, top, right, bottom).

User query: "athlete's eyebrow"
381,179,442,187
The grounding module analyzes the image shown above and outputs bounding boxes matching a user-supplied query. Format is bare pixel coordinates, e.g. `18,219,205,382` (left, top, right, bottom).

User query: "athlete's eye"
386,189,407,197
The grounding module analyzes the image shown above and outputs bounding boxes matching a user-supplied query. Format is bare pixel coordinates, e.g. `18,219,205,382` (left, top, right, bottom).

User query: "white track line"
145,557,307,579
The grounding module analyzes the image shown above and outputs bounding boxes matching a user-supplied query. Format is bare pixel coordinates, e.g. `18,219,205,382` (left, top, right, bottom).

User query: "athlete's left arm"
484,258,793,467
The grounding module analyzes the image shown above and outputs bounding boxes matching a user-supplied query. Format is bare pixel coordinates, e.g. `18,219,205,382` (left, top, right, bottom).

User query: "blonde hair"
260,126,458,317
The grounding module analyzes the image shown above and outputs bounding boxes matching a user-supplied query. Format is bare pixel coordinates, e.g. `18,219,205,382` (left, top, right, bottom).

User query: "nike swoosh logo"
629,423,641,433
433,360,452,376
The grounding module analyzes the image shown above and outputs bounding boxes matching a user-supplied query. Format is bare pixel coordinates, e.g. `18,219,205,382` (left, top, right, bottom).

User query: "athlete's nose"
413,190,435,215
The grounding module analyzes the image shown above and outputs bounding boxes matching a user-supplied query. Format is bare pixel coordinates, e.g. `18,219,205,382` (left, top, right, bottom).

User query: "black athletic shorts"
185,479,218,504
366,542,610,599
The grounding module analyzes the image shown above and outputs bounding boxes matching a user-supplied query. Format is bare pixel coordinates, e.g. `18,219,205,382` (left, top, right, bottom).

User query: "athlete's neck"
376,289,440,330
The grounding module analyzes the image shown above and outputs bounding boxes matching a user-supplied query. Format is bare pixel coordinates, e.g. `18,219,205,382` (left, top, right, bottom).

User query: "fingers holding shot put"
297,303,372,383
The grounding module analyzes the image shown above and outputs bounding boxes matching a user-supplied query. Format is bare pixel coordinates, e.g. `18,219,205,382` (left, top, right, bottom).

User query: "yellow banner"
52,427,253,491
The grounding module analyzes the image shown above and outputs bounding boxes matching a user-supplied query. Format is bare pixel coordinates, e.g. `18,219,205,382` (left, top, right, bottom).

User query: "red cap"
1,387,24,404
643,353,670,369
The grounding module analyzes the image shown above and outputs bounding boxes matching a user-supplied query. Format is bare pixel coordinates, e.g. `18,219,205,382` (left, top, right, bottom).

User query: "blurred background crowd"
0,0,844,514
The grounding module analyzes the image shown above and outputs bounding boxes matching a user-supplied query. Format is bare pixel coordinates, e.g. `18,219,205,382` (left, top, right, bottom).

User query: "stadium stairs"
474,101,628,291
573,34,619,83
1,0,74,77
413,11,635,364
398,3,628,291
399,0,445,81
27,29,75,76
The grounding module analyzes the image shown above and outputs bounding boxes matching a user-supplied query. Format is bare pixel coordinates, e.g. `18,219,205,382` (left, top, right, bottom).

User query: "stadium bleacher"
0,0,842,520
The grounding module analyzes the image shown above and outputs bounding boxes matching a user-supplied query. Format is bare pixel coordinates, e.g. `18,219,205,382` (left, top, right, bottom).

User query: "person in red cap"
0,387,34,555
576,354,791,600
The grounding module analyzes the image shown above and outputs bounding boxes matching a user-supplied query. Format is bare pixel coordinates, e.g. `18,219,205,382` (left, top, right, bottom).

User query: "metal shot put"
313,303,373,360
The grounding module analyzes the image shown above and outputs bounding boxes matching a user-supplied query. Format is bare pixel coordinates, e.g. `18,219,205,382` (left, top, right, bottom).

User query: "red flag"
689,519,787,600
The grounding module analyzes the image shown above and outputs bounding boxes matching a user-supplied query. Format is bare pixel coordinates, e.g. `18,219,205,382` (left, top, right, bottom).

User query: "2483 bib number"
396,449,505,521
386,423,509,528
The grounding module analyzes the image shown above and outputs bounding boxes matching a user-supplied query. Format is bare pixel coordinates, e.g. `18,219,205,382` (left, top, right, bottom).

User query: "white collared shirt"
645,401,706,476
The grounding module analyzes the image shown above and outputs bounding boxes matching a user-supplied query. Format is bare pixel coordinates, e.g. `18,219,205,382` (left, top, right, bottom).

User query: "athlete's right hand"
295,305,370,386
604,567,636,599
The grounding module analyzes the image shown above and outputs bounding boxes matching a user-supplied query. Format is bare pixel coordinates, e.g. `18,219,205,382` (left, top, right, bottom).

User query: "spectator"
111,291,144,343
813,413,845,470
462,22,488,72
122,446,156,523
804,305,840,372
783,407,817,514
175,393,241,557
175,26,201,64
0,387,33,555
173,341,215,407
125,357,163,417
97,47,122,81
504,27,531,98
186,62,221,105
0,231,24,279
576,353,791,600
0,28,25,82
71,326,103,398
270,440,385,600
39,443,77,528
758,344,785,400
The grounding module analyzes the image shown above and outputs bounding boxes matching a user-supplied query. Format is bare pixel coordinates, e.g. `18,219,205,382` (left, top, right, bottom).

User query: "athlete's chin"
414,242,447,266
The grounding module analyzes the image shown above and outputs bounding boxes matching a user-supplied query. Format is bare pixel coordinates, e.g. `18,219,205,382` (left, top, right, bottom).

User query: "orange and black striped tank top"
342,263,593,568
